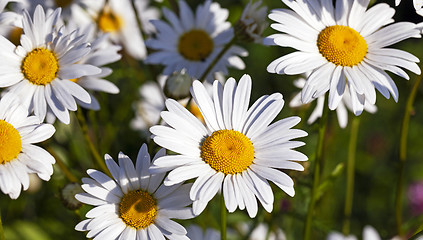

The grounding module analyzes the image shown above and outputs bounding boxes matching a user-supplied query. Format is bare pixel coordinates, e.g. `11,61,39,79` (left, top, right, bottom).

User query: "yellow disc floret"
178,30,214,61
21,48,59,85
97,6,124,33
119,190,157,229
201,129,255,175
317,25,367,67
0,120,22,164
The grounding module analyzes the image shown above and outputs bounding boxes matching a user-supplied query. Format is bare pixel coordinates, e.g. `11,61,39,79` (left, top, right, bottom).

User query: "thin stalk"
220,194,227,240
199,37,237,82
303,98,329,240
48,148,79,183
76,110,111,177
342,116,361,235
0,211,4,240
396,75,422,236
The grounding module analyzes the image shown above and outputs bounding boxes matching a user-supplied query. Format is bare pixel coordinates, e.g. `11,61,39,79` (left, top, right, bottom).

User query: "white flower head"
75,144,195,239
0,5,102,124
150,74,308,218
145,0,247,82
0,93,55,199
266,0,421,116
93,0,147,60
235,0,268,43
290,77,377,128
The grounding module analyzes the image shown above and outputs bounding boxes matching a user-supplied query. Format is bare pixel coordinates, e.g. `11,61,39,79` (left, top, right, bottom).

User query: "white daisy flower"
235,0,268,43
89,0,148,60
0,5,102,124
186,225,220,240
266,0,421,115
145,0,247,82
75,144,194,240
290,77,377,128
0,93,55,199
150,74,308,217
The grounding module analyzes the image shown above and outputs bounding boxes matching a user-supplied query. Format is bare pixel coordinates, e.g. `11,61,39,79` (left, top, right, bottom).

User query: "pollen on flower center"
21,48,59,85
119,190,157,229
201,129,255,175
317,25,367,67
97,7,124,33
178,30,214,61
0,120,22,164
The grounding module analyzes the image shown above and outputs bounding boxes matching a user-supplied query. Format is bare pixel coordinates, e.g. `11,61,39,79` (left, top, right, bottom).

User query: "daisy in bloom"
0,93,55,199
290,77,377,128
88,0,149,60
75,144,195,240
235,0,268,43
266,0,421,115
0,5,101,124
150,74,308,217
145,0,247,82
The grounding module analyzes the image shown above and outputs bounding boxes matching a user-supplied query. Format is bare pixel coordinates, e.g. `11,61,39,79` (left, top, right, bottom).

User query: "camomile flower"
290,77,377,128
0,5,101,124
235,0,268,43
0,94,55,199
75,144,194,240
90,0,148,60
150,74,308,217
266,0,421,115
145,0,247,82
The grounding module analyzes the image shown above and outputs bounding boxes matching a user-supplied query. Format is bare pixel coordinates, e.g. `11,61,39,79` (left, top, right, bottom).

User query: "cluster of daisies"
0,0,421,239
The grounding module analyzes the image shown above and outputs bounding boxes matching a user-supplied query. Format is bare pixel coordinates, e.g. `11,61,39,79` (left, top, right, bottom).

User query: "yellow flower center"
97,7,124,33
178,30,214,61
55,0,73,8
119,190,157,229
21,48,59,85
201,130,255,175
317,25,367,67
0,120,22,164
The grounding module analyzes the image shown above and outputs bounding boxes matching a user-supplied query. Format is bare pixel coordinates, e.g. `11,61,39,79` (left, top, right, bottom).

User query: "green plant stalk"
303,99,329,240
0,211,4,240
199,37,237,82
221,194,227,240
342,116,360,235
48,147,79,183
396,75,422,236
76,110,111,177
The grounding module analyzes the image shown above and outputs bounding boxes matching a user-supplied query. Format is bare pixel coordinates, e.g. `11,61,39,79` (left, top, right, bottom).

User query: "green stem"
220,194,227,240
304,98,329,240
342,116,360,235
199,37,237,82
0,211,4,240
48,148,79,183
396,75,422,236
76,110,111,177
